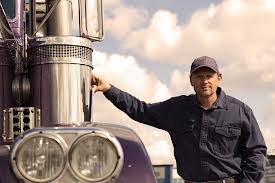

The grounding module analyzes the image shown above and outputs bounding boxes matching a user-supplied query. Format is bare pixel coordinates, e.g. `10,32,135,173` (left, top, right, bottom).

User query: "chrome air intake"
27,36,93,127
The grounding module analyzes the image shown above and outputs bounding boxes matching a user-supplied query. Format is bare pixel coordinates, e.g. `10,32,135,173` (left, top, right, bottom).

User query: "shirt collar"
191,87,228,110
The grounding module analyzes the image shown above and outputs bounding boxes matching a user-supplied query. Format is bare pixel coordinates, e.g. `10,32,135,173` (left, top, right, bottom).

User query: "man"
91,56,267,183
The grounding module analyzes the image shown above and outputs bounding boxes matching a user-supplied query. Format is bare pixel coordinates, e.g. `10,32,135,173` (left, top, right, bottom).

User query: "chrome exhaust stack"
28,36,93,126
46,0,72,36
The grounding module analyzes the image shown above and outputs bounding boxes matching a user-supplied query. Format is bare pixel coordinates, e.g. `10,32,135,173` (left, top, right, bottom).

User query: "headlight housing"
10,128,124,183
69,132,123,182
11,134,66,183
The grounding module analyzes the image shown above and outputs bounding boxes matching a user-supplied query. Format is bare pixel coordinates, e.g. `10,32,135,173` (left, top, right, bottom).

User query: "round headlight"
69,132,122,182
12,135,66,183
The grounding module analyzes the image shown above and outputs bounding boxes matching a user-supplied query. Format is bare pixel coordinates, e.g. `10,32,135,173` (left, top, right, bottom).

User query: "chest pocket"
210,126,241,157
215,126,241,137
173,119,195,134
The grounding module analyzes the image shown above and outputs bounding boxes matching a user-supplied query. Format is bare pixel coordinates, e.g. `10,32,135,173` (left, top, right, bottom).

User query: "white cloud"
103,0,149,40
272,93,275,101
146,138,175,165
143,10,182,48
169,69,193,96
250,92,275,152
263,128,275,153
123,10,183,61
93,51,171,102
264,0,275,10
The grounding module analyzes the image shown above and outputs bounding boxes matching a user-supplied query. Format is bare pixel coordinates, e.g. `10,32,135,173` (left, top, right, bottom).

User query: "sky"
92,0,275,165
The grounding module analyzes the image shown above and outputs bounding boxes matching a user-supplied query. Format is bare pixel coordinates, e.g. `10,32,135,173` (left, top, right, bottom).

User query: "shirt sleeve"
103,85,173,131
238,105,267,183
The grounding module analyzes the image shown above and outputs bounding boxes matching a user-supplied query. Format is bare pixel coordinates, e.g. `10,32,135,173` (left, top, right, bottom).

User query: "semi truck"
0,0,157,182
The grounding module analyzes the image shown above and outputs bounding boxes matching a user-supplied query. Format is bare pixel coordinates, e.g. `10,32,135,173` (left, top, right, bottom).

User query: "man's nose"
202,77,209,83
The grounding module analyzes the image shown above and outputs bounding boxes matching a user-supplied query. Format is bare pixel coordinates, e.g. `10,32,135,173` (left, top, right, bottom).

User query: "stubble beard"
196,87,215,98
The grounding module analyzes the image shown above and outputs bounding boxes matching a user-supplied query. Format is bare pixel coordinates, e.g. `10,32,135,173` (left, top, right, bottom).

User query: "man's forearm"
238,146,266,183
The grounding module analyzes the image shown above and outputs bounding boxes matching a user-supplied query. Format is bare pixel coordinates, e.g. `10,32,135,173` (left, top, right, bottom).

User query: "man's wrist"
103,84,112,93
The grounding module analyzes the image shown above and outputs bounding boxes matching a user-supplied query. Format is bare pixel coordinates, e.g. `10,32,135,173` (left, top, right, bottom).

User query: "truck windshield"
0,0,16,19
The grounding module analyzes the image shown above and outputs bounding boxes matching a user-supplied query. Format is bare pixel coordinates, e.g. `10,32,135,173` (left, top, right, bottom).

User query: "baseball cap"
190,56,219,74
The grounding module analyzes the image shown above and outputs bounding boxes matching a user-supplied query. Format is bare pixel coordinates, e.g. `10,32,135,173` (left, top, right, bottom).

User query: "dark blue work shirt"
104,85,267,183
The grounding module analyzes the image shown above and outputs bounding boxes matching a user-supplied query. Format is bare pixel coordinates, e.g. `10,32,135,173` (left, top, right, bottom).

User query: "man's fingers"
91,75,99,86
92,86,96,95
90,74,110,93
91,85,98,95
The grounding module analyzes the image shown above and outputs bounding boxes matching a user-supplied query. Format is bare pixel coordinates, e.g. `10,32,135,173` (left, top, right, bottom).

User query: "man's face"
190,67,222,98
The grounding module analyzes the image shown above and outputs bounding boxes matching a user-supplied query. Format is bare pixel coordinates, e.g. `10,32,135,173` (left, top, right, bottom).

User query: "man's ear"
218,73,222,81
190,75,194,86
